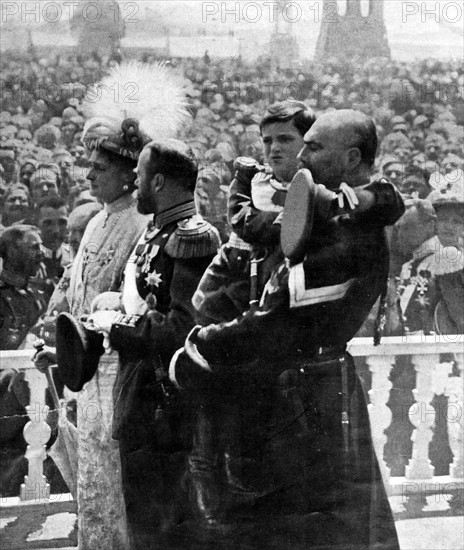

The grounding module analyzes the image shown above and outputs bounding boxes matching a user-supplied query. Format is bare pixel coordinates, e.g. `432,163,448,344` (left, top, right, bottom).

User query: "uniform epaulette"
165,215,221,259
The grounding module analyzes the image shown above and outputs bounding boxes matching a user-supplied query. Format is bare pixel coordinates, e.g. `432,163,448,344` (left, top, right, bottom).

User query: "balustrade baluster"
367,354,394,485
447,352,463,480
406,354,439,480
19,368,51,502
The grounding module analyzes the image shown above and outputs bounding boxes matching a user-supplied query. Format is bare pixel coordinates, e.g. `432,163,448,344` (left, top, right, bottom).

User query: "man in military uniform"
393,199,440,335
189,102,403,526
0,225,45,349
35,196,69,283
28,195,70,307
428,182,464,334
87,139,221,549
170,110,403,549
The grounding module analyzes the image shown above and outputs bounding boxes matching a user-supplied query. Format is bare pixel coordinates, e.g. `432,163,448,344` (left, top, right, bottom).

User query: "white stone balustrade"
0,334,462,546
366,354,394,484
1,350,51,502
348,335,464,506
444,355,463,480
406,353,438,480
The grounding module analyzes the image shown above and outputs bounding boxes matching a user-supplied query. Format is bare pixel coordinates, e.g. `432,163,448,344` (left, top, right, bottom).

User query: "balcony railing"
0,335,463,548
0,349,77,549
348,334,463,519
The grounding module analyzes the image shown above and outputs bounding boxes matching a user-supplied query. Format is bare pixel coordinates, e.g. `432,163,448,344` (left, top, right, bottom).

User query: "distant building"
315,0,390,60
268,0,300,69
70,0,125,57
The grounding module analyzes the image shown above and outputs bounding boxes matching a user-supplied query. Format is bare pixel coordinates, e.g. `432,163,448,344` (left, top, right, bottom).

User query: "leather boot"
187,472,221,526
188,405,222,524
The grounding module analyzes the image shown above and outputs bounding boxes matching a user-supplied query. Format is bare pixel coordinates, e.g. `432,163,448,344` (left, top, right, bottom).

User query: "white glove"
338,182,359,211
91,292,122,313
85,310,119,334
85,310,120,354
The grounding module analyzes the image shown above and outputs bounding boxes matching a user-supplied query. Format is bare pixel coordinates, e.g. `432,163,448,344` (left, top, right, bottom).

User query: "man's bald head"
298,109,377,189
310,110,377,168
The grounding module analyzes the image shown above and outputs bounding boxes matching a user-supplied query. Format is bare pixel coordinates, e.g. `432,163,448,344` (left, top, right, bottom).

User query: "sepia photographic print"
0,1,463,549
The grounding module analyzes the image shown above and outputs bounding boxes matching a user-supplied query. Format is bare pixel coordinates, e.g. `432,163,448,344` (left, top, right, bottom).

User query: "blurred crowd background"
1,50,463,333
0,49,463,496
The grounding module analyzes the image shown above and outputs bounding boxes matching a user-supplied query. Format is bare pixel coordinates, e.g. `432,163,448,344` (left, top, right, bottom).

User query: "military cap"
55,312,104,392
281,169,337,264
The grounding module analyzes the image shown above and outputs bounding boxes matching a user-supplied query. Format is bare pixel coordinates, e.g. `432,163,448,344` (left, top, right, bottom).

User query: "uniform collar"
154,200,196,229
41,244,62,260
105,193,135,215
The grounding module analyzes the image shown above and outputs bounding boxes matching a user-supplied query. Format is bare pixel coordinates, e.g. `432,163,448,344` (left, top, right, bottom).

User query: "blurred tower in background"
71,0,125,58
315,0,390,60
269,0,300,69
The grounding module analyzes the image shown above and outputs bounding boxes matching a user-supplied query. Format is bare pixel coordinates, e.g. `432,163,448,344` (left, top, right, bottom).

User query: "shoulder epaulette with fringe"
165,216,221,259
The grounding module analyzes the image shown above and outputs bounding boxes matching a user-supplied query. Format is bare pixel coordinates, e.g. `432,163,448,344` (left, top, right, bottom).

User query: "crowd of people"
0,49,463,549
1,52,462,342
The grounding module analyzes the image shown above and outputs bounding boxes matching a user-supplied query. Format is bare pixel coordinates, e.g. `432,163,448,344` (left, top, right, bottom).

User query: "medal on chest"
134,229,171,310
137,244,160,273
135,241,163,308
144,270,163,310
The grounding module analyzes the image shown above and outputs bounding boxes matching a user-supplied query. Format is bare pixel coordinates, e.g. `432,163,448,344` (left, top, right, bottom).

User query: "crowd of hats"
1,52,463,238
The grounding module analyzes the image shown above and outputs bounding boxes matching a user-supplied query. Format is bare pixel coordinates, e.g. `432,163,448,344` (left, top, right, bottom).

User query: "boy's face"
261,120,304,183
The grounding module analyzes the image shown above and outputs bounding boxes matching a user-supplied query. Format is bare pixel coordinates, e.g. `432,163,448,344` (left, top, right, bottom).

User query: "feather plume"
82,61,191,142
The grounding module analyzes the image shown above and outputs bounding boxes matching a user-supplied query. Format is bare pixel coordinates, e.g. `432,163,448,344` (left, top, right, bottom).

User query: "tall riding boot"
188,404,222,525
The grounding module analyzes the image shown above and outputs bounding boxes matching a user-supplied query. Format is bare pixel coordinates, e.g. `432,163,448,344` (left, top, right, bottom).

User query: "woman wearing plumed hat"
35,61,190,549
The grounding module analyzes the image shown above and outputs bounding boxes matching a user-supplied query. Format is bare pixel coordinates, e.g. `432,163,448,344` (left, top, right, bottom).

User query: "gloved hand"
169,327,212,390
91,291,122,313
84,310,119,334
34,346,57,372
337,182,360,210
84,310,120,353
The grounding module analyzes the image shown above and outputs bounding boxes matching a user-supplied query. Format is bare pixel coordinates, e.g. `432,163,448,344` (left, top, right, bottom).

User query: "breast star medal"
145,270,163,310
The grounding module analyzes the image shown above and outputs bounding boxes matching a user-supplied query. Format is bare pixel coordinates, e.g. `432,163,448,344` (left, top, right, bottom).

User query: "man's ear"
346,147,362,171
152,173,165,192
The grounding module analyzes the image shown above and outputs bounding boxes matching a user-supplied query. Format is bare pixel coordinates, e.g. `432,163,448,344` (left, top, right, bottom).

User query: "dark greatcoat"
171,181,405,550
